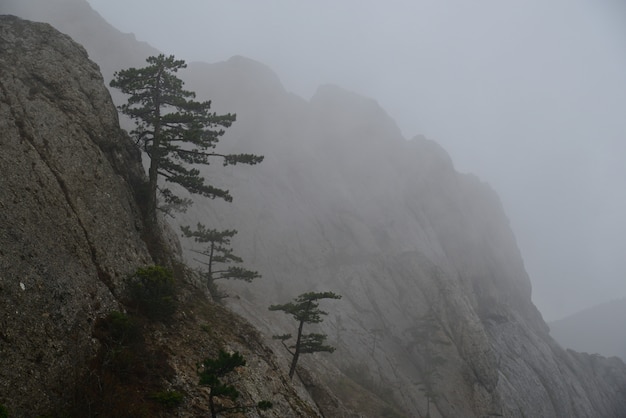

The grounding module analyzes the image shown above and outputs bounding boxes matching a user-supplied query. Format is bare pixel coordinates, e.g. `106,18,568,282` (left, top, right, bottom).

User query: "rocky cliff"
0,14,152,413
174,64,626,417
4,2,626,417
0,15,325,417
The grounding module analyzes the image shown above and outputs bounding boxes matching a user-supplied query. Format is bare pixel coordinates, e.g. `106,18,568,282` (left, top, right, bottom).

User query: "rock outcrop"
174,70,626,417
0,15,326,417
0,15,153,413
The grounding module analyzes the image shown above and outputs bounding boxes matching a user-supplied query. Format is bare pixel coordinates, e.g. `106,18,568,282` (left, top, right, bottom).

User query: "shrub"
199,350,273,418
127,265,176,321
100,311,142,346
148,390,184,408
0,404,7,418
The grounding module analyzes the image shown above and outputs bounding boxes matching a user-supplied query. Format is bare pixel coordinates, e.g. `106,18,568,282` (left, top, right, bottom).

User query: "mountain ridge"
550,298,626,361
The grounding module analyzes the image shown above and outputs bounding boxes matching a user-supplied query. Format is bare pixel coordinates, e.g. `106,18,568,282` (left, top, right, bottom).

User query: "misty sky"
85,0,626,320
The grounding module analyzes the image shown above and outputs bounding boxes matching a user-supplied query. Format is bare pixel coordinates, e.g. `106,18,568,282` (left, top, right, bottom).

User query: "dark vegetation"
147,390,184,408
181,223,261,300
126,265,177,321
269,292,342,379
30,52,341,416
198,350,273,418
70,267,178,417
48,54,276,417
110,54,262,265
109,54,263,226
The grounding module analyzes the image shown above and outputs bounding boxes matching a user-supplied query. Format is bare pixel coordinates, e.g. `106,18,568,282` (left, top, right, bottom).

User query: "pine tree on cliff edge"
269,291,341,379
110,54,263,228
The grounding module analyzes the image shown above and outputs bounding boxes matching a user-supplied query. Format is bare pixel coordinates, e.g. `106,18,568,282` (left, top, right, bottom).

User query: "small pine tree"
198,350,272,418
181,223,260,298
269,291,341,379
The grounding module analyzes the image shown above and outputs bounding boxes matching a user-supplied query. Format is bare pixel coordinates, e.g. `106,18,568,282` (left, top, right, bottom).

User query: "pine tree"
269,291,341,379
110,54,263,228
198,350,272,418
180,223,260,298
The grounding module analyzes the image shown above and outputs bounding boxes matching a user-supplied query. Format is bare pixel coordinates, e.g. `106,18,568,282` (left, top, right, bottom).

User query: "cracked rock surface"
0,15,152,413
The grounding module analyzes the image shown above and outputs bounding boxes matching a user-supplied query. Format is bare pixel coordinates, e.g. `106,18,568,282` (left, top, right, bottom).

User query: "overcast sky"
86,0,626,320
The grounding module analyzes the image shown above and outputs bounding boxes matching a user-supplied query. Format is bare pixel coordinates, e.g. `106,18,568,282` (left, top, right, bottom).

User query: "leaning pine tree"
269,291,341,379
110,54,263,230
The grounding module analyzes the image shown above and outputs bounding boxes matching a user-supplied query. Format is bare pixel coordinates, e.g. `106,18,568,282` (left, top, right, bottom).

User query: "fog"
83,0,626,320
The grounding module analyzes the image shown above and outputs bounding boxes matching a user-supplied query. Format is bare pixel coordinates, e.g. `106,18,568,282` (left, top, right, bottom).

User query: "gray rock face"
0,15,336,418
171,61,626,417
0,15,153,413
5,2,626,416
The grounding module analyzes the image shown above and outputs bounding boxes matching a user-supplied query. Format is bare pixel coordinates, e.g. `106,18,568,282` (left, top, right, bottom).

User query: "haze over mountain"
81,0,626,321
6,0,626,323
549,298,626,361
3,1,626,417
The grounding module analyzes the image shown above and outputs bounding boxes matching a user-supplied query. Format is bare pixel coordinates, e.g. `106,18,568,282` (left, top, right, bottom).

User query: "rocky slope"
0,14,151,414
175,64,626,417
4,1,626,417
0,15,326,417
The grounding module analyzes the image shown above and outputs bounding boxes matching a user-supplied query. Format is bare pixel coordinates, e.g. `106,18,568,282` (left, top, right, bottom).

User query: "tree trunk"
289,300,311,379
207,242,215,289
209,394,217,418
288,317,305,379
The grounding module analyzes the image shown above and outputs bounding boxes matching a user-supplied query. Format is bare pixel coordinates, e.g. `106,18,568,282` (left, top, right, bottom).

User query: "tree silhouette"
269,291,341,379
198,350,272,418
180,223,260,299
110,54,263,228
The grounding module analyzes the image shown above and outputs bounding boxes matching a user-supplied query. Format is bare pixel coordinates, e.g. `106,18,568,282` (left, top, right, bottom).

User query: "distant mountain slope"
550,298,626,361
177,59,626,416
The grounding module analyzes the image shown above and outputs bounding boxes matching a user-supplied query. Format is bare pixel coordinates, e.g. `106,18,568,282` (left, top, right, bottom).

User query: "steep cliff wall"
0,15,153,413
172,60,626,417
0,15,327,417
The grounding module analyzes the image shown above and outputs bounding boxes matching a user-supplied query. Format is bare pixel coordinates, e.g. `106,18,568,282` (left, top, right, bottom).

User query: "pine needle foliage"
269,291,341,379
110,54,263,226
198,350,273,418
181,223,260,299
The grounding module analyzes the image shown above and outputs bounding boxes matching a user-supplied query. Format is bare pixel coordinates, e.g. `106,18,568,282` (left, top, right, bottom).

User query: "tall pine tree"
110,54,263,228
